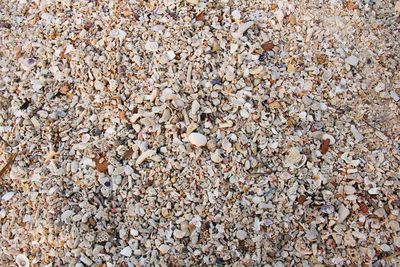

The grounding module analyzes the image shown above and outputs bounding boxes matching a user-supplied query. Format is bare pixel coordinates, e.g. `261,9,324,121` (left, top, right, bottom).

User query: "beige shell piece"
285,147,306,168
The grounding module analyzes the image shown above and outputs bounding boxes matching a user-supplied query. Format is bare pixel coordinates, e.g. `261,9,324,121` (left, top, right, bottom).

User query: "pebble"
79,255,93,266
136,149,156,165
120,246,132,257
158,244,170,254
236,230,247,240
165,50,175,60
338,205,350,223
350,125,364,143
145,41,159,52
231,10,241,20
344,185,356,195
345,55,359,66
390,90,399,102
191,100,201,114
368,188,379,195
61,210,74,222
2,192,14,201
173,229,186,239
130,229,139,237
94,80,104,91
210,150,223,163
188,132,207,147
380,244,391,252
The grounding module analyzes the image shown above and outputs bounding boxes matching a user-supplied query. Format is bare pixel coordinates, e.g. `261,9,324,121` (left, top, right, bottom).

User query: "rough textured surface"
0,0,399,266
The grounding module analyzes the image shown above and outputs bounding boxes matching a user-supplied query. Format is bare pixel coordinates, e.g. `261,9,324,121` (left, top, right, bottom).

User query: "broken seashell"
16,254,30,267
188,132,207,147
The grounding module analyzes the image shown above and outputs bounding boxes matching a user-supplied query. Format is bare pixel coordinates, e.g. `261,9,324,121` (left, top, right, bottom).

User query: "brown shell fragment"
94,155,109,173
321,139,330,154
261,41,274,52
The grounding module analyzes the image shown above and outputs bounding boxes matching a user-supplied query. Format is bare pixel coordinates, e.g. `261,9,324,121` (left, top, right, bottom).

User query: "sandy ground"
0,0,399,266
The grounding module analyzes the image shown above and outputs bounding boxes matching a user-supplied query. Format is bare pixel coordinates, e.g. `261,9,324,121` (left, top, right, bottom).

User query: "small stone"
94,80,104,91
165,50,175,60
344,185,356,195
345,55,359,66
395,1,400,12
288,14,296,25
191,100,201,114
305,228,319,241
186,0,198,4
2,192,14,201
231,10,241,20
374,208,387,218
225,66,235,81
79,255,93,266
304,80,313,91
368,188,379,195
390,91,399,102
275,10,284,23
338,204,350,223
173,229,186,239
130,229,139,237
145,41,159,52
350,125,364,143
380,244,391,252
188,132,207,147
210,150,223,163
161,88,175,101
158,244,170,254
236,230,247,240
374,82,385,92
285,147,304,166
61,210,75,222
108,79,118,91
120,246,132,257
136,149,156,165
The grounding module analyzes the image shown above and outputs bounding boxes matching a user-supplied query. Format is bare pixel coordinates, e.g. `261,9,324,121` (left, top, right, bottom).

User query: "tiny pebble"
338,204,350,223
188,132,207,147
345,55,359,66
236,230,247,240
368,188,379,195
173,229,186,239
2,192,14,201
158,244,170,254
120,246,132,257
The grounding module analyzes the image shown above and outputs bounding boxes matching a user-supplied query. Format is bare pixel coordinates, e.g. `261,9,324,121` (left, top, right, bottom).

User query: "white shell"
145,41,159,52
120,246,132,257
136,149,156,165
322,133,335,145
161,88,175,101
338,204,350,223
236,230,247,240
16,254,30,267
2,192,14,201
345,55,359,66
188,133,207,147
